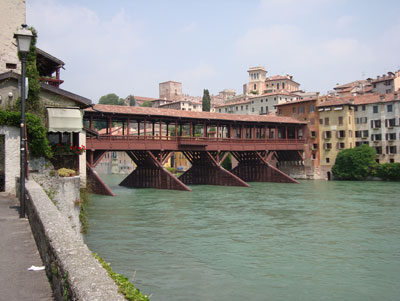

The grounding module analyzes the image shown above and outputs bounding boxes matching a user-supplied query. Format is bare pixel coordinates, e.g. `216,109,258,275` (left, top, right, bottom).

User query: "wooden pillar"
229,123,232,139
175,120,178,137
241,124,244,141
166,123,169,139
90,116,93,130
159,120,162,140
190,122,193,137
217,123,219,140
108,117,112,135
285,126,288,141
204,123,207,137
127,118,130,136
138,120,141,136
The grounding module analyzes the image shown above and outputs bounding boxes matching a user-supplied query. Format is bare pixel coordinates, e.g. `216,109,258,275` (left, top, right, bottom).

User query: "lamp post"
14,24,33,218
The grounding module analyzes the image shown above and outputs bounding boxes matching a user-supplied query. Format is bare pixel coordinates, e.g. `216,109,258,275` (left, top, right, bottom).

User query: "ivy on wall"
0,110,52,158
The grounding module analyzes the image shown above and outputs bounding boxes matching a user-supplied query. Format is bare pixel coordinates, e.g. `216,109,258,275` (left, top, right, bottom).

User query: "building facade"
354,93,400,163
277,97,321,178
317,98,356,180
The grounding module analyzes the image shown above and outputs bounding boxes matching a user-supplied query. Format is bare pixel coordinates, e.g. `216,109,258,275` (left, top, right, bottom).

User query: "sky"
27,0,400,103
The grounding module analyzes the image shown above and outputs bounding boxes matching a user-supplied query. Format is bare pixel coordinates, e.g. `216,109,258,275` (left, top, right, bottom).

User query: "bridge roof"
86,104,306,125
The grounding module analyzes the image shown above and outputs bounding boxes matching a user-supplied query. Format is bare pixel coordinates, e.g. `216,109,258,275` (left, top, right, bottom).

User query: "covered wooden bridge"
84,104,307,195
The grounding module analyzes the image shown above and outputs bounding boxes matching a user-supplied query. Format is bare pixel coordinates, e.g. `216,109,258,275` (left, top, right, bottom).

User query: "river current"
84,175,400,300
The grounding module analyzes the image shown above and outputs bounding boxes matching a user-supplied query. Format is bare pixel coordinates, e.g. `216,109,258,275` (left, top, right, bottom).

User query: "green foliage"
93,253,149,301
332,145,377,180
250,90,259,95
57,168,76,177
128,95,136,106
376,163,400,181
140,101,152,107
99,93,126,106
79,188,91,234
165,166,177,173
221,153,232,170
202,89,211,112
0,110,52,158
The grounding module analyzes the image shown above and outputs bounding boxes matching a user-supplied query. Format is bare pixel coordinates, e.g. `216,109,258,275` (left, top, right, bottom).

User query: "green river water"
84,175,400,301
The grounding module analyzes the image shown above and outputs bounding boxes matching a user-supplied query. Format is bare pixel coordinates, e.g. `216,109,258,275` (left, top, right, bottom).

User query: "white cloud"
27,0,145,102
180,21,197,33
336,15,357,29
234,24,376,93
174,63,218,95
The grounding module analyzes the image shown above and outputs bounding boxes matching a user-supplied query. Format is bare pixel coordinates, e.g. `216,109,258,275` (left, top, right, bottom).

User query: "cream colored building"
0,0,26,74
317,98,356,180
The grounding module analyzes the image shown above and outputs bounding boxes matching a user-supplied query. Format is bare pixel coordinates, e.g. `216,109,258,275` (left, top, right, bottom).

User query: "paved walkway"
0,192,53,300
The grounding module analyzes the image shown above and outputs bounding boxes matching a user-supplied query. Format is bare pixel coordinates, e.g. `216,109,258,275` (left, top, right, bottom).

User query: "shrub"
57,168,76,177
165,167,177,173
376,163,400,181
332,145,377,180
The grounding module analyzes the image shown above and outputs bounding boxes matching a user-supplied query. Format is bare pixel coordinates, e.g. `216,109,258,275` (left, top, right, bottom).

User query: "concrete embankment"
25,179,125,300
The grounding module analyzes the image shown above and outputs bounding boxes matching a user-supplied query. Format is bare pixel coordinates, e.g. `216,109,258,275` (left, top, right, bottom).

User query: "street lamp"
14,24,33,218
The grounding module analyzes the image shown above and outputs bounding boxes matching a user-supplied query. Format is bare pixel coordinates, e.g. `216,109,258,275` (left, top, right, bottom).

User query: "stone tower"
246,66,267,95
0,0,26,74
159,81,183,101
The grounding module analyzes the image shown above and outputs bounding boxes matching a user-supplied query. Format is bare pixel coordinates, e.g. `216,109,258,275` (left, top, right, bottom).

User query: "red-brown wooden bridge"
84,104,307,196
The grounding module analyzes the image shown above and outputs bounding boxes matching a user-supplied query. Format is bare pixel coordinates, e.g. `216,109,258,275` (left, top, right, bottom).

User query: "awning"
47,107,83,132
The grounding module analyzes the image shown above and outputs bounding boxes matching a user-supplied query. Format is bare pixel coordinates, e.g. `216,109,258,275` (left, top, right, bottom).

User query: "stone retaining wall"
25,179,125,301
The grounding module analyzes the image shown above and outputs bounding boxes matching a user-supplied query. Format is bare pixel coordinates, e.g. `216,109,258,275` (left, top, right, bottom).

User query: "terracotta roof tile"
276,97,317,107
86,104,306,124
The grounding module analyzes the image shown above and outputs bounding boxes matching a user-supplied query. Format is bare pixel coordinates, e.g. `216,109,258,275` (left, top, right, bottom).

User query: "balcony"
39,77,64,88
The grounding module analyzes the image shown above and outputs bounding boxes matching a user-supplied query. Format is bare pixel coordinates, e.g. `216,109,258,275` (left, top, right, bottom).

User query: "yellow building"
317,98,355,180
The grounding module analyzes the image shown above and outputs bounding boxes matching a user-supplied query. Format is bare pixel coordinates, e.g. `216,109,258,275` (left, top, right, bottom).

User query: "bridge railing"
88,134,305,144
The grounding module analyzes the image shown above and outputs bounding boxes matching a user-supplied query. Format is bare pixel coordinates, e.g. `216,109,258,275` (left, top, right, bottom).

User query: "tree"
98,93,126,105
202,89,211,112
128,95,136,106
141,101,152,107
376,163,400,181
332,145,377,180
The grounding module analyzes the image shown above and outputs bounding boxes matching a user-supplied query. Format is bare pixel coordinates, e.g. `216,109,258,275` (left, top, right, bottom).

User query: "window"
337,142,345,149
309,105,315,112
265,106,268,112
311,131,316,138
324,131,332,139
354,106,358,111
375,146,382,154
371,120,381,128
362,105,366,111
252,108,255,112
385,118,396,128
324,143,332,150
371,134,382,141
277,83,280,90
218,109,221,113
390,159,395,163
386,133,396,141
319,119,323,125
292,107,297,113
299,106,305,113
373,106,379,113
312,153,316,160
225,108,227,112
337,130,346,138
261,99,263,103
386,145,397,154
355,118,359,124
387,104,393,112
246,105,248,110
260,107,263,113
360,117,368,124
324,117,329,125
355,131,361,138
362,130,368,138
338,116,343,125
253,84,257,90
326,158,330,163
386,89,392,94
241,105,243,111
6,63,17,69
282,83,285,89
236,106,238,111
313,143,318,150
